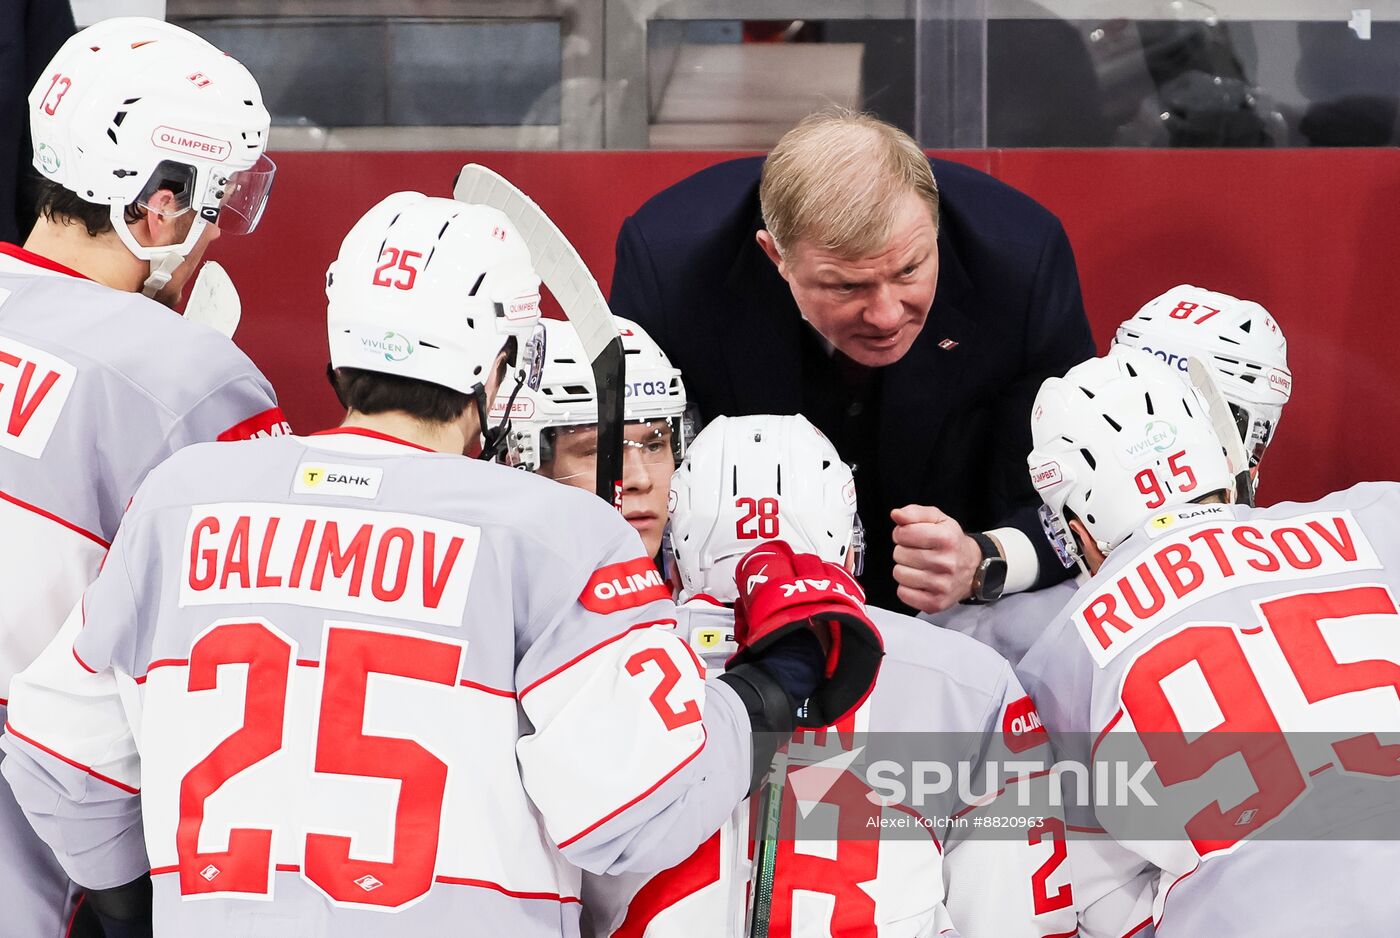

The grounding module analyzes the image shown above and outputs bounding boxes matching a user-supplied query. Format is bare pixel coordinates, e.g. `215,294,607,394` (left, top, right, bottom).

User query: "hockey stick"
453,165,625,505
1188,357,1255,508
184,261,241,339
745,746,789,938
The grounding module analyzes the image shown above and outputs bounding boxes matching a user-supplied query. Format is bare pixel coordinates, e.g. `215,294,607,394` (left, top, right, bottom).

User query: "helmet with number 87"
30,17,276,296
1028,346,1234,571
669,414,862,603
326,192,545,441
502,316,689,472
1115,285,1290,469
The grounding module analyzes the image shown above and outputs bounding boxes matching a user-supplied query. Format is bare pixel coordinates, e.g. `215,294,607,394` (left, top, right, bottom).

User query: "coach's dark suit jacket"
611,156,1095,608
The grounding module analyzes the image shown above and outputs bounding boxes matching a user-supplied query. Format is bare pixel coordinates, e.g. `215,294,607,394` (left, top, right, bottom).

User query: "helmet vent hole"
473,366,483,376
114,111,128,127
106,128,118,145
1079,386,1095,399
1124,362,1138,378
467,271,486,297
1144,393,1155,415
775,463,782,495
466,318,475,329
1087,512,1096,524
90,46,101,51
244,99,255,106
1080,448,1097,470
419,341,439,350
1239,319,1252,333
437,219,452,239
1101,414,1122,432
821,459,831,469
732,465,739,496
122,98,140,106
556,357,577,364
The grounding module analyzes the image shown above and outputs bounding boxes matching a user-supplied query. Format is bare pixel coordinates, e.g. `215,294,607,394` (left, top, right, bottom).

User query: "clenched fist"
890,504,983,613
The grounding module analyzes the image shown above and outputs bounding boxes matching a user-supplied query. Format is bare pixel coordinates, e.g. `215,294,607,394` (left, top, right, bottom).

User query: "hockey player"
501,315,688,559
1114,284,1290,485
928,285,1291,669
0,192,883,938
1018,346,1400,936
0,17,286,936
582,414,1077,938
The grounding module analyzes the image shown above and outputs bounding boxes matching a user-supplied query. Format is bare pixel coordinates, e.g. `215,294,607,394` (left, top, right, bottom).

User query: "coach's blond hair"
759,108,939,259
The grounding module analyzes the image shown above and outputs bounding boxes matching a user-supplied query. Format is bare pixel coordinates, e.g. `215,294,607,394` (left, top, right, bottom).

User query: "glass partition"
168,0,1400,149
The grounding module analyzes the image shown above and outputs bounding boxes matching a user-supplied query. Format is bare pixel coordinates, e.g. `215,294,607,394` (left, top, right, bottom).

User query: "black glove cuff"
86,873,153,938
719,663,798,792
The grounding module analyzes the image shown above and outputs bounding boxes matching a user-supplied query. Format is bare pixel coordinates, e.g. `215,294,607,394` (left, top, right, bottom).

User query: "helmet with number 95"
30,17,276,296
669,414,862,603
326,192,545,443
1115,285,1290,469
1028,346,1234,571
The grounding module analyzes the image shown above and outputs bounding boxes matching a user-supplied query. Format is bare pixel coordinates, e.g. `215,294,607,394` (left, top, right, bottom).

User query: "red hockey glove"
730,540,884,726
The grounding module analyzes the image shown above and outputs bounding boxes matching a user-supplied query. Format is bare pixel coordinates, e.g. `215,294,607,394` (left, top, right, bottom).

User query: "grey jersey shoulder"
0,272,273,416
870,604,1016,702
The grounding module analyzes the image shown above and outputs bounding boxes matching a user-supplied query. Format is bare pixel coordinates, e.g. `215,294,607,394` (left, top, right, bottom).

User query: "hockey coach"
611,107,1094,613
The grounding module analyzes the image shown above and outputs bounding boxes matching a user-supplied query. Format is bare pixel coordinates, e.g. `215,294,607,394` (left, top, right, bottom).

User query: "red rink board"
209,148,1400,508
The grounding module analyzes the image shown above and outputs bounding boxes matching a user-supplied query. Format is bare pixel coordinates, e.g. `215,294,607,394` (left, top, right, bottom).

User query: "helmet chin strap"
142,250,184,298
477,370,527,462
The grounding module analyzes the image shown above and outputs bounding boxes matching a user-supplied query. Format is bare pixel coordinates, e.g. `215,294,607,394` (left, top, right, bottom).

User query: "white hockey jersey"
1018,484,1400,937
923,579,1080,670
582,599,1078,938
0,244,289,697
0,430,755,937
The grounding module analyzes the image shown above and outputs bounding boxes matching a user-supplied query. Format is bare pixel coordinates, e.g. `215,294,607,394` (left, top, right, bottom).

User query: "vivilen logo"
580,557,670,613
151,126,230,162
1002,696,1049,753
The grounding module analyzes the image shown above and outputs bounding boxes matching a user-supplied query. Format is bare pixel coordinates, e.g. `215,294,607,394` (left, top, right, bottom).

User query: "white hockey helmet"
1029,346,1234,568
502,315,689,471
30,18,275,296
669,414,862,603
1115,285,1290,468
326,192,545,412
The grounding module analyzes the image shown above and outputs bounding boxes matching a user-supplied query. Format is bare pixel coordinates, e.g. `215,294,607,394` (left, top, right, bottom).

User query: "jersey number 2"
178,620,461,908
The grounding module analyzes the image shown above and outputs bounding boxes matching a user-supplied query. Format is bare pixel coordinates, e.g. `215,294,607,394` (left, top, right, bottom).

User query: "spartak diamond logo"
354,874,384,892
199,864,220,881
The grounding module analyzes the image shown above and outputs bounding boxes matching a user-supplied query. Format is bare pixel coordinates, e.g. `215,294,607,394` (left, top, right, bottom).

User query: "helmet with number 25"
1028,346,1234,571
326,192,546,443
669,414,862,603
30,18,276,296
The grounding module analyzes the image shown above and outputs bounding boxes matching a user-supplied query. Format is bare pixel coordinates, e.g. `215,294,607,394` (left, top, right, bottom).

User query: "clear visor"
1229,400,1282,469
213,154,277,235
519,323,547,392
541,419,679,484
849,513,867,577
1039,503,1079,569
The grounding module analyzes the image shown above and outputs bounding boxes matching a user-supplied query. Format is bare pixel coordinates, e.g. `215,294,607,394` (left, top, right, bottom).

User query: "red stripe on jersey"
296,658,320,668
63,893,87,938
1091,708,1125,762
148,866,581,903
0,243,92,280
952,768,1054,819
0,488,109,548
1046,931,1080,938
72,647,98,674
1310,762,1335,777
889,803,943,853
518,620,674,701
557,729,707,850
1121,918,1153,938
613,830,722,938
1155,862,1202,932
135,658,191,683
433,876,581,904
4,721,138,794
459,679,516,698
217,406,290,442
309,426,433,452
1066,824,1108,834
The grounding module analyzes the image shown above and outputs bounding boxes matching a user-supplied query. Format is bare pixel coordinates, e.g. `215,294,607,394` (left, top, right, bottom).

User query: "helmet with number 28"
1028,346,1234,571
30,17,276,295
1115,285,1290,469
669,414,862,603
